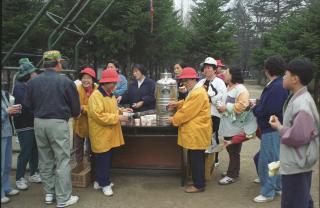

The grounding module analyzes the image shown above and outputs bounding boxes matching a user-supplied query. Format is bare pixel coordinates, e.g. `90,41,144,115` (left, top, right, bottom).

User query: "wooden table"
112,120,187,186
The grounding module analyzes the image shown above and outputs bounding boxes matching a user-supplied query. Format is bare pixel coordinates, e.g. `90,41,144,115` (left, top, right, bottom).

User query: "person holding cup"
88,69,132,197
13,58,41,191
167,67,212,193
1,90,20,204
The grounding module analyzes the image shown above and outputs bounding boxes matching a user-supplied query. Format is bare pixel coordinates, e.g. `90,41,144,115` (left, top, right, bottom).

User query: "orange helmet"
99,69,119,83
178,67,199,79
80,67,96,78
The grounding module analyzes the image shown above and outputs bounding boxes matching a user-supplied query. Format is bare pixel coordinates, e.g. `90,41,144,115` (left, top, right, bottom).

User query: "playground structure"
1,0,115,91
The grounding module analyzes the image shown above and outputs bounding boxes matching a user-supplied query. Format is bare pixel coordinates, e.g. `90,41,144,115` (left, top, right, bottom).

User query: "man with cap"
24,50,81,207
167,67,212,193
13,58,41,191
88,69,132,196
198,57,227,167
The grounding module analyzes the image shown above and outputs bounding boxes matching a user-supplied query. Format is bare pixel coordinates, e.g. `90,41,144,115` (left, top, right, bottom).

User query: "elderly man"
168,67,212,193
25,50,80,207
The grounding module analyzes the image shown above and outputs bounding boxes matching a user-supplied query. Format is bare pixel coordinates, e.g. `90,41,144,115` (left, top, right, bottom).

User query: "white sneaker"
102,185,113,196
253,177,261,183
219,176,237,185
29,173,42,183
45,193,55,204
93,181,114,190
16,178,28,190
1,197,10,204
7,189,19,196
253,195,274,203
56,195,79,208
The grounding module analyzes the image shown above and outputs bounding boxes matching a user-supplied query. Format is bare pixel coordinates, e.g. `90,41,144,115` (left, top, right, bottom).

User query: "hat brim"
178,75,199,79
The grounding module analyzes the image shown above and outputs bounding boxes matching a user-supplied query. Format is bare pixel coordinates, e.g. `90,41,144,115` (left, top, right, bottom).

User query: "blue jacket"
122,77,156,112
1,90,14,138
13,81,34,131
252,76,288,133
113,74,128,97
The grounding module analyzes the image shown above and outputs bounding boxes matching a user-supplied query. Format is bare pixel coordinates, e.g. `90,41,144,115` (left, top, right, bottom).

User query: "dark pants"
253,151,259,175
212,116,220,163
95,149,112,187
16,129,39,180
189,150,205,189
225,137,242,178
281,172,313,208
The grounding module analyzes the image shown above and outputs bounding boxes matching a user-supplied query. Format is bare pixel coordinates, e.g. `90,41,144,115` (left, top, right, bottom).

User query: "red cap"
99,69,119,83
216,60,225,67
80,67,96,78
178,67,199,79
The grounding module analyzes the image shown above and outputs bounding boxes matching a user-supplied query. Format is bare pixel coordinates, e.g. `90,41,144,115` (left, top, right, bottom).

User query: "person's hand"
132,101,143,109
167,101,179,109
269,115,282,130
178,86,187,93
167,117,173,124
116,96,122,104
7,105,21,115
217,104,227,113
119,115,129,122
123,108,133,113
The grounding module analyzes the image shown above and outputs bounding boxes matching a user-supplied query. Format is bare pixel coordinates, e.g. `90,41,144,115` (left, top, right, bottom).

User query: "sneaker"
7,189,19,196
56,195,79,208
29,173,42,183
93,181,114,190
253,195,274,203
253,177,261,183
45,193,55,204
102,185,113,196
1,197,10,204
219,176,237,185
16,178,28,190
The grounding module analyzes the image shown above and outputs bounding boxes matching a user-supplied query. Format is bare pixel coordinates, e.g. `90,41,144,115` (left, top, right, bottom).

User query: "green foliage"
184,0,238,66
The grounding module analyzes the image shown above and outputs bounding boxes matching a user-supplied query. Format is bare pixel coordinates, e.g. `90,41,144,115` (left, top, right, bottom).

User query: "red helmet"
216,60,225,67
178,67,199,79
99,69,119,83
80,67,96,78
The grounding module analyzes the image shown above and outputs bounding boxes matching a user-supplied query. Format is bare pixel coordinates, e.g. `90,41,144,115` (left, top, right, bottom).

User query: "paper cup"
134,119,140,126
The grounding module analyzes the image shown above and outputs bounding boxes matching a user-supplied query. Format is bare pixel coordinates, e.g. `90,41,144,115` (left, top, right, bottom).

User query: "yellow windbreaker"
73,84,98,138
88,87,125,153
172,86,212,150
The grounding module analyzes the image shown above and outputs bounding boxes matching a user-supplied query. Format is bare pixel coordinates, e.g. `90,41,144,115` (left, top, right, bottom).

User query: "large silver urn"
156,72,178,125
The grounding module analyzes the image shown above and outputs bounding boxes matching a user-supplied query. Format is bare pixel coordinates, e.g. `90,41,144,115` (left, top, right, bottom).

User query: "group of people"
1,49,319,208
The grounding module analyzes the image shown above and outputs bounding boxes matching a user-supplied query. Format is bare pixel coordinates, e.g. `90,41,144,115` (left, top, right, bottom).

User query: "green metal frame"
2,0,115,72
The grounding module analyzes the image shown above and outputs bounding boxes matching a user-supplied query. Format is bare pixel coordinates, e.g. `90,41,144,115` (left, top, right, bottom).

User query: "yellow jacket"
73,84,98,138
88,86,125,153
172,86,212,150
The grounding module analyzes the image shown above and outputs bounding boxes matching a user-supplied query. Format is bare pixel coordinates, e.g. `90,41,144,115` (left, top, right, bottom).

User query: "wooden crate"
71,163,91,188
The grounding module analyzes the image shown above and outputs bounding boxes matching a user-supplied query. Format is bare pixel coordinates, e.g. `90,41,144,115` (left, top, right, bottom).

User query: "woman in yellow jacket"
88,69,131,197
73,67,97,165
168,67,212,193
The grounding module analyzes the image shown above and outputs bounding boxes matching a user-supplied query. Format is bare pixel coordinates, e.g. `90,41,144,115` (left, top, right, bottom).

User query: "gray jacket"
279,87,319,175
1,90,13,138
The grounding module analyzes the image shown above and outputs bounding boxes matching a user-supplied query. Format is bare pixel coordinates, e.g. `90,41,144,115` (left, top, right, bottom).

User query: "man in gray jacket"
25,50,81,208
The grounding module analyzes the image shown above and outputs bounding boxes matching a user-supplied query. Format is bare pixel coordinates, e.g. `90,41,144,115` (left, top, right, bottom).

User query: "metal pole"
51,0,92,49
1,0,54,66
74,0,115,71
48,0,85,49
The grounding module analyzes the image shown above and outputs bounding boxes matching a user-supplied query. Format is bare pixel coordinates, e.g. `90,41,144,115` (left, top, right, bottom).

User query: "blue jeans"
16,130,39,180
258,131,281,197
1,136,13,198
